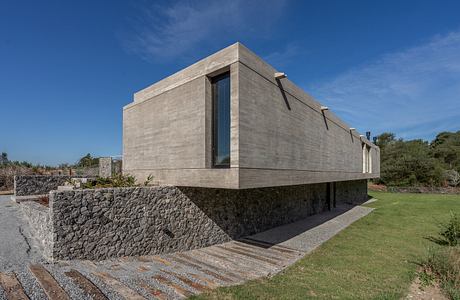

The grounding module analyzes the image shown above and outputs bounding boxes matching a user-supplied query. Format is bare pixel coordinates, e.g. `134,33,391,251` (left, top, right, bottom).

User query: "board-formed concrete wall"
237,45,379,188
44,179,366,260
124,77,208,171
123,42,379,189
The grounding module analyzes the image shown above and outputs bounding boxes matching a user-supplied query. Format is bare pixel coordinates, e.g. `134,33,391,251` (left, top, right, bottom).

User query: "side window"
211,72,231,168
368,147,372,173
362,143,372,173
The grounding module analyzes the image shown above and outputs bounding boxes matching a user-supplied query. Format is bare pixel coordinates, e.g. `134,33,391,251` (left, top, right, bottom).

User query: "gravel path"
249,204,374,252
0,195,48,300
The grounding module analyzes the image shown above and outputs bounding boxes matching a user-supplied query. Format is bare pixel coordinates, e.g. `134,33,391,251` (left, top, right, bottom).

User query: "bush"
420,246,460,300
437,212,460,246
80,174,153,189
81,174,137,189
445,170,460,187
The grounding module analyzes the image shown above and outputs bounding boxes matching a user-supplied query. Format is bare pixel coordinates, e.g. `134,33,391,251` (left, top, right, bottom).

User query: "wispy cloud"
264,43,300,69
123,0,287,62
309,31,460,141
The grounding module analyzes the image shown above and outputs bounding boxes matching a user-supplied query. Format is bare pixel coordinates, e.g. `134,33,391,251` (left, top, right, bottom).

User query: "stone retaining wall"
0,175,13,191
14,175,90,197
46,179,367,260
21,201,53,259
336,180,369,204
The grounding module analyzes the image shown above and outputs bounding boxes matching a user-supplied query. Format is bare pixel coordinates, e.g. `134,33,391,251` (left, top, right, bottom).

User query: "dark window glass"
212,72,231,167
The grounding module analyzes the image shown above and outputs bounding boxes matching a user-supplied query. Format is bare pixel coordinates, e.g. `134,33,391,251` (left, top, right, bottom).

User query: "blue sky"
1,0,460,165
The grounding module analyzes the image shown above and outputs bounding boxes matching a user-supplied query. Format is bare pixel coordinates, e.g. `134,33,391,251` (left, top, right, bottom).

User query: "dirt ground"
406,277,447,300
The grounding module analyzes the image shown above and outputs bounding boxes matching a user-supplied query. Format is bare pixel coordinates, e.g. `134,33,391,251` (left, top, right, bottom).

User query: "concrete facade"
123,43,380,189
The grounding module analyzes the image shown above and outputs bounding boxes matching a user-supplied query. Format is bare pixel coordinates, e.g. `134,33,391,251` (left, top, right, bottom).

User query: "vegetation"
0,151,53,170
79,174,153,189
375,130,460,187
76,153,99,167
434,212,460,247
81,174,136,188
420,246,460,300
193,192,460,300
420,213,460,299
0,152,103,190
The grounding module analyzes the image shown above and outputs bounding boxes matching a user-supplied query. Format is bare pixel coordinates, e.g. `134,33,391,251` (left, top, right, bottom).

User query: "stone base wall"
0,175,14,191
46,179,367,261
14,175,91,197
336,179,368,204
21,201,53,259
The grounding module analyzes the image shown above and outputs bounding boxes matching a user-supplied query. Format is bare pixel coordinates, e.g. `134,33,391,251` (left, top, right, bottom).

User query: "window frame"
211,71,231,168
362,143,372,173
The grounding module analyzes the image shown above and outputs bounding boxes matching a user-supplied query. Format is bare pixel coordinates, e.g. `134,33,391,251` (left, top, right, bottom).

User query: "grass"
192,192,460,300
420,245,460,299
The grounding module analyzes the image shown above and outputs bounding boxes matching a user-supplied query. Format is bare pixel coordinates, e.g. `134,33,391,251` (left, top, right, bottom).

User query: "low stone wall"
14,175,91,197
46,179,367,260
0,175,13,191
21,201,53,259
336,180,369,204
389,186,460,194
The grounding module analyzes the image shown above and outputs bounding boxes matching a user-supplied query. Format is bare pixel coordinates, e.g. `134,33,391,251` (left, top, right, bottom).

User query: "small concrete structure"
123,42,379,189
98,157,112,177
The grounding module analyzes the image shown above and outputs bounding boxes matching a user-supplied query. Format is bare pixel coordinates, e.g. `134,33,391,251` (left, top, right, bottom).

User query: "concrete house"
123,42,379,194
14,43,380,263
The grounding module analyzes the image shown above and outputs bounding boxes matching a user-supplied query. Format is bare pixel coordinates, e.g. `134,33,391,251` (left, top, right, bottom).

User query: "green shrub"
81,174,138,189
428,212,460,246
438,212,460,246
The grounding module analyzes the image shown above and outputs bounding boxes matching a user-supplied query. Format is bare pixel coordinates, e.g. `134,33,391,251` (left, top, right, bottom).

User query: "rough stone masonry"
42,180,367,261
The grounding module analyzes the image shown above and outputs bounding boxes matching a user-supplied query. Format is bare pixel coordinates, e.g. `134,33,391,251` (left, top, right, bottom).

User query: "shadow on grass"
424,236,451,246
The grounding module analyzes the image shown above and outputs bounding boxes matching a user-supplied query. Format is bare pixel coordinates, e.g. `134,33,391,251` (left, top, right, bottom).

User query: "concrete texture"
20,201,53,260
123,42,380,188
99,157,112,178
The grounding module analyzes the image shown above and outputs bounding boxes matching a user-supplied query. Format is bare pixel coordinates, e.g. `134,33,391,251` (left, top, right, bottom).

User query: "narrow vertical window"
362,143,371,173
212,72,231,168
362,143,366,173
368,147,372,173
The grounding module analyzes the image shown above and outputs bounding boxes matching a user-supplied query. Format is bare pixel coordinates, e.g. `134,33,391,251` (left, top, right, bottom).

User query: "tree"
76,153,99,167
0,152,7,165
375,133,445,186
430,131,460,172
375,132,396,151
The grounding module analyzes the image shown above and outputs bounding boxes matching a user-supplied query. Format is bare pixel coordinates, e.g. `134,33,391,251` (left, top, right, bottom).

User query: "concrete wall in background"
99,157,112,177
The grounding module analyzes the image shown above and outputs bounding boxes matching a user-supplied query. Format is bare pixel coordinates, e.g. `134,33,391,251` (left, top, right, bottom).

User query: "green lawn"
192,192,460,300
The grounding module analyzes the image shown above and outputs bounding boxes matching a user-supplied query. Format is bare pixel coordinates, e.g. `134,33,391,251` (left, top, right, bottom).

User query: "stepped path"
0,195,373,300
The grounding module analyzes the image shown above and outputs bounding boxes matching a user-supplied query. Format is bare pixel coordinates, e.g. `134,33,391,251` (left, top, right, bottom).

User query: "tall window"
362,144,372,173
212,72,231,168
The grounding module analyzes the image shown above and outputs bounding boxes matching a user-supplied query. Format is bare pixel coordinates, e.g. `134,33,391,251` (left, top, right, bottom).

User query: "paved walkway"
0,195,374,300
